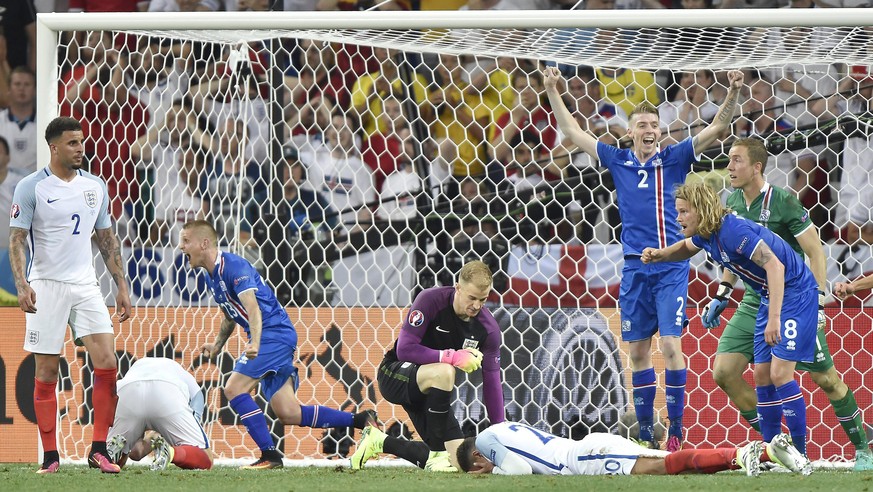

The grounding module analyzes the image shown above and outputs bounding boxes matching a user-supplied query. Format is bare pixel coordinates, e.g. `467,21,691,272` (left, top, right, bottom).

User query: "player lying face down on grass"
641,182,818,465
455,421,810,476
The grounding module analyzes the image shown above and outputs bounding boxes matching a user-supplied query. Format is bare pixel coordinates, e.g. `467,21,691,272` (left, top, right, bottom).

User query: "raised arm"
542,67,598,158
692,70,744,153
95,227,131,322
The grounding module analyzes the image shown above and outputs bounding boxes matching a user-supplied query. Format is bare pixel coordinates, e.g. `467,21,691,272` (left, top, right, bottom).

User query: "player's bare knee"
222,385,243,401
419,363,456,391
811,369,846,397
276,405,302,425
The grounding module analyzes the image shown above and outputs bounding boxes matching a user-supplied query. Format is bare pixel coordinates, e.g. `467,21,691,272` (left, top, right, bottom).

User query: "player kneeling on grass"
455,421,810,477
106,357,213,470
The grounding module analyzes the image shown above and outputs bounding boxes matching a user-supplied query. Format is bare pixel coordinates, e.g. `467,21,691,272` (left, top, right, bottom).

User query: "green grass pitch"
2,464,870,492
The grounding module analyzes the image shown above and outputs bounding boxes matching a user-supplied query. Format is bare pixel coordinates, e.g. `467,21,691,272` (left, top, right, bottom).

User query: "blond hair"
182,220,219,245
675,182,732,237
458,260,493,290
628,101,660,123
731,137,769,173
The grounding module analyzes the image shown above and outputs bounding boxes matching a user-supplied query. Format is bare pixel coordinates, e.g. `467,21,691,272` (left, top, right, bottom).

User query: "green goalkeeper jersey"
724,183,815,309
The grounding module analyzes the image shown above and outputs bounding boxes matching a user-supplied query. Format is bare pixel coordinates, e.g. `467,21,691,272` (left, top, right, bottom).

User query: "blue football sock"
632,368,657,442
299,405,354,428
755,384,783,444
776,380,808,455
230,394,275,451
665,368,686,440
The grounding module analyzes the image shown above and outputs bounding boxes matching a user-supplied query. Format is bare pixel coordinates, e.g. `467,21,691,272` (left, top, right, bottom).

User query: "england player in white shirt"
455,421,811,477
9,117,132,474
107,357,213,470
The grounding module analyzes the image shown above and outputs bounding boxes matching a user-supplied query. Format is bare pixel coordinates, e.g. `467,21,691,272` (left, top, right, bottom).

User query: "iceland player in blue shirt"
179,220,377,469
642,183,816,470
544,67,744,451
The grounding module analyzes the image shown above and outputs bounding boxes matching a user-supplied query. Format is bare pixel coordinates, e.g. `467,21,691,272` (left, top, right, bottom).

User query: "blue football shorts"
619,258,690,342
233,330,300,401
754,287,817,365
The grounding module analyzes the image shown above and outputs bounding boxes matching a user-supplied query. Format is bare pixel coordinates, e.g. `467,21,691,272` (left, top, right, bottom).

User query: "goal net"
29,9,873,465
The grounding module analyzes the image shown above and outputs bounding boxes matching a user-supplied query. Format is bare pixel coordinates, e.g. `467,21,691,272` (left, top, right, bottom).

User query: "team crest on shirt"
15,138,27,152
408,310,425,327
720,250,730,262
83,190,98,208
759,209,771,222
10,203,20,219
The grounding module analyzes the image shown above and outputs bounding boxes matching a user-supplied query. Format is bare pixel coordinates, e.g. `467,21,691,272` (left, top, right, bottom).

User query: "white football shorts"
109,380,209,452
568,433,668,476
24,279,113,354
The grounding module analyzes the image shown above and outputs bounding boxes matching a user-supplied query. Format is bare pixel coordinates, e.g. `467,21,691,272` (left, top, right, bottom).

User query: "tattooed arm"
692,69,745,154
95,227,132,322
202,314,236,358
9,227,36,313
752,241,785,346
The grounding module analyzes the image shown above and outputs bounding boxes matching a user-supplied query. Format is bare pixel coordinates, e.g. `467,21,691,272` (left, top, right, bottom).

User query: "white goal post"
22,8,873,465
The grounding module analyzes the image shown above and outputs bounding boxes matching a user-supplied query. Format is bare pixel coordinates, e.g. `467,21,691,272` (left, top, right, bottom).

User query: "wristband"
715,281,734,300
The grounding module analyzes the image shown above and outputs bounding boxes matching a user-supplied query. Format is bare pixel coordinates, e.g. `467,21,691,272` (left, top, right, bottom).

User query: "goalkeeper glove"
818,290,827,331
440,348,483,373
701,281,733,329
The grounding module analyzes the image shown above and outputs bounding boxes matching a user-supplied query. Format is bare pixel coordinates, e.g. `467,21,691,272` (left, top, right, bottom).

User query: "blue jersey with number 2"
596,138,696,256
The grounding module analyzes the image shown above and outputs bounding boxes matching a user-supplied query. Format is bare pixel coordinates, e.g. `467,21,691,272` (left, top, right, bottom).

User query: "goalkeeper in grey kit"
353,261,504,472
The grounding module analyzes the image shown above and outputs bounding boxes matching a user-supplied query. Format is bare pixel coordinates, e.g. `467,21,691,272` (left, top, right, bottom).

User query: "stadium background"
2,8,873,466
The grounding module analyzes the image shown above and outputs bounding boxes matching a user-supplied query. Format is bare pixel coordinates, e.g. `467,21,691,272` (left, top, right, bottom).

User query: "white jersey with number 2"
9,168,111,284
476,422,667,476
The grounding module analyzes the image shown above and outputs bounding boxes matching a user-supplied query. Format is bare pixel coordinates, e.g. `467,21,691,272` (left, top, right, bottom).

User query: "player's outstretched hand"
833,282,854,301
18,283,37,313
441,348,484,373
542,66,562,93
726,70,744,90
641,247,661,264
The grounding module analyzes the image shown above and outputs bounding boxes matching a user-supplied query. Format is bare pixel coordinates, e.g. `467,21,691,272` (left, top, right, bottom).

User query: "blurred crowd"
1,0,873,303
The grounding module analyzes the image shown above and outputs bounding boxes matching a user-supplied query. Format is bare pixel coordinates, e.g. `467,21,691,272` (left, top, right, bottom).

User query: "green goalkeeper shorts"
717,301,834,373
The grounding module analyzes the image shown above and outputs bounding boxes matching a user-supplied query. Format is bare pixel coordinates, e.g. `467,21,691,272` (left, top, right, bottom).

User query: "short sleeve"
595,141,620,169
9,177,36,230
95,178,112,230
223,256,259,295
782,194,814,237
